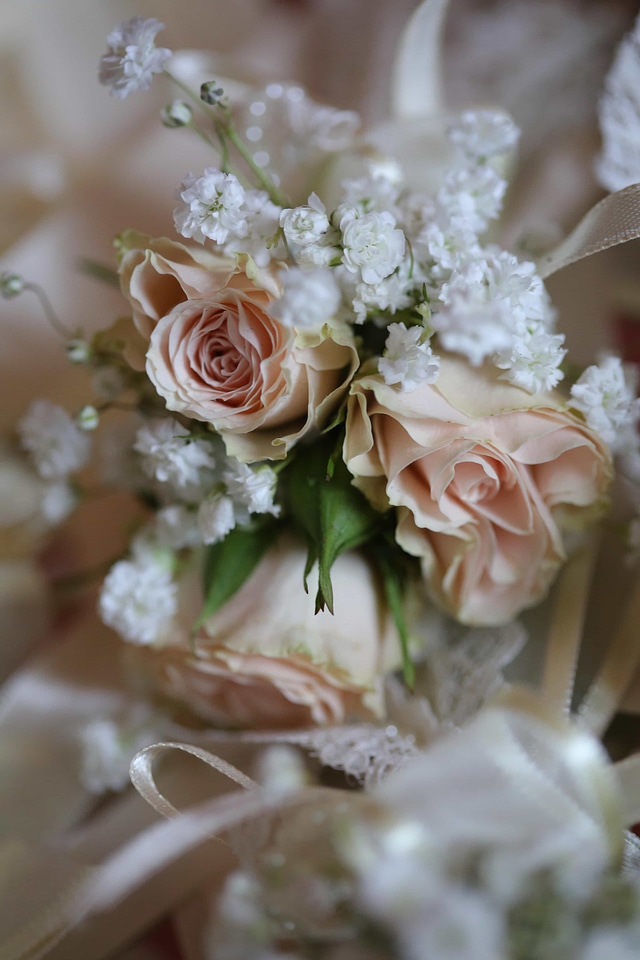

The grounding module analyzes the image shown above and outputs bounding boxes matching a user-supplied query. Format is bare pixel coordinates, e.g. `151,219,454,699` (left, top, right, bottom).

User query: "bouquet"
4,2,640,958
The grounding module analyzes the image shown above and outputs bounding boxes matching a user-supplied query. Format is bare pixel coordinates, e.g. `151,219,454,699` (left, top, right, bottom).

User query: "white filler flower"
134,418,217,499
341,210,406,285
379,323,440,391
19,399,91,479
570,356,640,450
270,267,341,328
99,557,178,645
99,17,171,100
174,168,247,245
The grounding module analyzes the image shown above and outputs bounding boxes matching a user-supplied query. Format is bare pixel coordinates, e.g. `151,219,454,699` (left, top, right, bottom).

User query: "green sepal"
194,518,280,633
286,434,382,614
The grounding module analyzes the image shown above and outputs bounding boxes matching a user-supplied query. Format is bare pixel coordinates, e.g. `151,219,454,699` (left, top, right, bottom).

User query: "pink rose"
128,534,401,728
145,272,358,461
118,231,236,341
344,356,612,625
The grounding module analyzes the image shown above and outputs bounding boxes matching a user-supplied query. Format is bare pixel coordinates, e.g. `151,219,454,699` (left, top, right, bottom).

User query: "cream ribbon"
392,0,449,120
541,530,602,714
538,182,640,279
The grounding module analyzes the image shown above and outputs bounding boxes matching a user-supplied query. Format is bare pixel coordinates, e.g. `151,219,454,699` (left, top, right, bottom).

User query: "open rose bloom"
345,357,612,625
129,534,402,728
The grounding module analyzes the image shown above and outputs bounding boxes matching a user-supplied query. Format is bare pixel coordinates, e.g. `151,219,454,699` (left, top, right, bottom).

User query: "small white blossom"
270,267,341,328
280,193,330,248
41,481,77,525
496,323,566,394
379,323,440,391
99,557,178,645
81,708,162,794
99,17,171,100
570,356,640,450
223,461,280,516
19,399,91,479
225,190,283,266
341,210,406,285
489,252,554,327
448,110,520,162
438,166,507,235
198,493,236,545
134,418,217,501
341,161,403,215
348,257,426,323
421,224,480,277
81,719,133,793
174,168,247,245
433,261,514,366
596,14,640,191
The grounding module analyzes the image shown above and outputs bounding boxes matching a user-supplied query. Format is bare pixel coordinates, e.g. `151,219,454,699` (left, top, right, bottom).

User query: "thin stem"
23,282,75,340
77,259,120,288
225,126,287,206
163,68,206,112
164,66,287,206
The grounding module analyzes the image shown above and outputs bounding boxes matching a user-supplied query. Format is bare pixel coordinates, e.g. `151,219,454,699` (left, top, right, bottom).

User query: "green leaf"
286,434,382,613
194,519,279,633
372,545,415,689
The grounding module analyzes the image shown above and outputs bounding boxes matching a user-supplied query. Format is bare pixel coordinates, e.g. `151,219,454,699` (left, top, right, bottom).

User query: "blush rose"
128,534,401,728
145,271,358,461
344,355,612,625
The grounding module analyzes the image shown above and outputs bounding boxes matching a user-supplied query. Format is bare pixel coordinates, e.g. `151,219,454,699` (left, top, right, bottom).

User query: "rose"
145,270,358,462
127,534,401,728
117,231,237,358
344,355,611,625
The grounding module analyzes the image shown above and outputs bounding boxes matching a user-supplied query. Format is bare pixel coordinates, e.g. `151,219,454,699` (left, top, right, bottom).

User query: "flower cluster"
5,15,634,729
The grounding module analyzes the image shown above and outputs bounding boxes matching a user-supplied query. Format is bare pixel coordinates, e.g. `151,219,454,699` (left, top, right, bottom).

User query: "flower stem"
164,67,287,206
24,282,75,340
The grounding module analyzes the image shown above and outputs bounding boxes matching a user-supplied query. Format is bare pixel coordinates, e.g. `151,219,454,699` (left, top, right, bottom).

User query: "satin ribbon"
541,530,601,714
392,0,449,120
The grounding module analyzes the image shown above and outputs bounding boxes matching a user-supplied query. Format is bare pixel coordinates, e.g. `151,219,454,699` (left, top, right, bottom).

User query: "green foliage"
195,518,280,632
285,434,381,614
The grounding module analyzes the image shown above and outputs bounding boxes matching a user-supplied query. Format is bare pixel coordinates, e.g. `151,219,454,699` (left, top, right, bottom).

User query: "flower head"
99,17,171,100
174,168,248,245
341,210,406,285
270,267,341,329
18,399,91,479
99,556,178,645
134,418,217,501
379,323,440,391
448,110,520,163
570,356,640,451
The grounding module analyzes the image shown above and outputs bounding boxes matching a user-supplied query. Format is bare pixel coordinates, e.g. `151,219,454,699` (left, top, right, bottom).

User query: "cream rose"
145,272,358,462
128,534,401,728
118,231,237,341
344,356,612,625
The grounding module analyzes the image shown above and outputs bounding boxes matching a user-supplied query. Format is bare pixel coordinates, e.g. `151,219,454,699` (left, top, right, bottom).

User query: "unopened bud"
0,272,24,298
67,338,92,364
200,80,224,105
76,405,100,431
161,100,193,128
